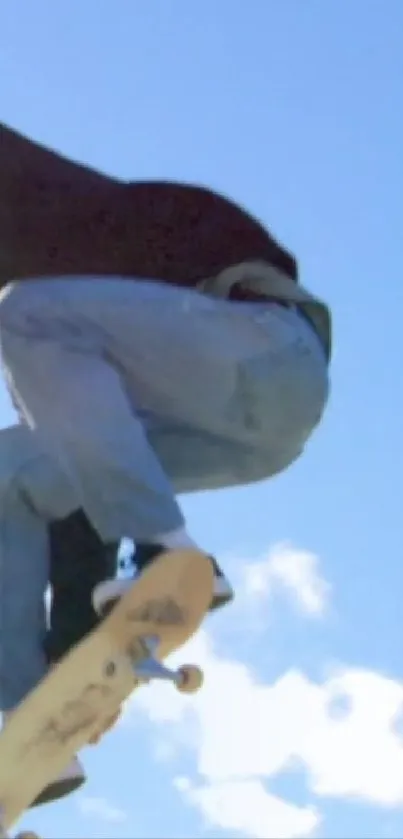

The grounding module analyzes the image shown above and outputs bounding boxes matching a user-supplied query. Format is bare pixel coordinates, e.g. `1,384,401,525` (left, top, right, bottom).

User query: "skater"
0,123,331,804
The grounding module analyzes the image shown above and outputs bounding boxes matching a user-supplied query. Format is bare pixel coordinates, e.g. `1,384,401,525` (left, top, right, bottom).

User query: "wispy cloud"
242,541,330,616
78,795,128,823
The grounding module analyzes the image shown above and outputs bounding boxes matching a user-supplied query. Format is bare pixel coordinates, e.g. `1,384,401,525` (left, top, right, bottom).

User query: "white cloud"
304,668,403,804
121,544,403,837
125,629,403,834
175,777,320,839
78,795,127,823
242,542,330,616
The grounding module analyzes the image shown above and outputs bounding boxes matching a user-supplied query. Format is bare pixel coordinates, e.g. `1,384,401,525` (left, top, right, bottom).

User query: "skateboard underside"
0,549,213,836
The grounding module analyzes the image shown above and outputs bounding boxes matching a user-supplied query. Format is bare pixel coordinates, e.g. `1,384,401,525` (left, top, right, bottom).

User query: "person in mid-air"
0,123,331,805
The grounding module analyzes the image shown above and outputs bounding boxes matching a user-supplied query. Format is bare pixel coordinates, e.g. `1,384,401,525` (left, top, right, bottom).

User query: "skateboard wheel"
176,664,204,694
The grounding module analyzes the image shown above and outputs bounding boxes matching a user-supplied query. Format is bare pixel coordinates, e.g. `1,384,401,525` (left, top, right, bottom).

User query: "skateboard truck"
130,635,203,694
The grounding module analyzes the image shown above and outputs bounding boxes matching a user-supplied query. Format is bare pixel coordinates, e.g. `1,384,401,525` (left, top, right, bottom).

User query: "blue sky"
1,1,403,836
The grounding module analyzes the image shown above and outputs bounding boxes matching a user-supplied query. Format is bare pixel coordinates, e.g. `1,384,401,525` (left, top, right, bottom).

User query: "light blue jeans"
0,425,80,710
0,277,329,708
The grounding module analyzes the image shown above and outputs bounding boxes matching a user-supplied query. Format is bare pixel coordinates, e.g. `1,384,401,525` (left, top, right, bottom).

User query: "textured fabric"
0,277,329,709
0,277,329,541
0,432,48,710
0,427,117,708
0,426,64,710
202,261,331,361
0,123,297,288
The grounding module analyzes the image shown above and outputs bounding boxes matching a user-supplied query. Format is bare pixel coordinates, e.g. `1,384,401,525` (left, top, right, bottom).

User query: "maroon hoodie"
0,123,297,290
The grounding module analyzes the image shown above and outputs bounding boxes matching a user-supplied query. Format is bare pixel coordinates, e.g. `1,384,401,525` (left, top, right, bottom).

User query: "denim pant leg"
0,434,48,710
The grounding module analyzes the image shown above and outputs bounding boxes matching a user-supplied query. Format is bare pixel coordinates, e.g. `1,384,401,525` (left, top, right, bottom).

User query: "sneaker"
46,509,119,664
32,755,86,807
2,712,85,807
92,543,234,617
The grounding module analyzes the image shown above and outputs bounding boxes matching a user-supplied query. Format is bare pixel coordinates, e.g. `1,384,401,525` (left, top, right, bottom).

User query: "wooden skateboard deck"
0,549,214,836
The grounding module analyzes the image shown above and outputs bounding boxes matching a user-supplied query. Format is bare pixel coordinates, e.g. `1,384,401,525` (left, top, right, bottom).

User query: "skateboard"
0,548,214,838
